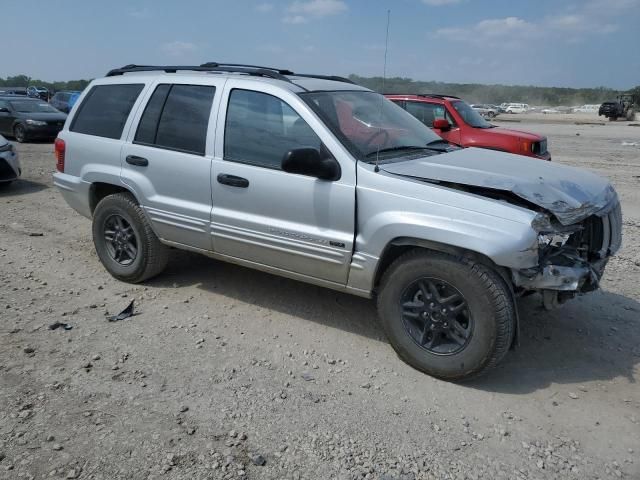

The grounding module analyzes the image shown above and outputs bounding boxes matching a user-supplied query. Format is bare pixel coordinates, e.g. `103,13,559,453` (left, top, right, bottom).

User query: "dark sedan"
0,96,67,142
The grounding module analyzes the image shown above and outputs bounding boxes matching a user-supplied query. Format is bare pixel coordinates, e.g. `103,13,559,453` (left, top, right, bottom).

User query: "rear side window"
71,84,144,139
134,84,215,155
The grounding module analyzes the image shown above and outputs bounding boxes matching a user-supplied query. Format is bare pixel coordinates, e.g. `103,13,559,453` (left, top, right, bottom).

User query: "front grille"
0,159,17,181
580,202,623,259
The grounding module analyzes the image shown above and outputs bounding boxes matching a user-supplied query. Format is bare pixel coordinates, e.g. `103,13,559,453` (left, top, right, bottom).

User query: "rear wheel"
13,124,27,143
377,250,515,380
92,192,169,283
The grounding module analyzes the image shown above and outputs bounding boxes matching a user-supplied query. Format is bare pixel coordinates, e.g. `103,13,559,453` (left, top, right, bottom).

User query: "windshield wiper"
365,146,432,158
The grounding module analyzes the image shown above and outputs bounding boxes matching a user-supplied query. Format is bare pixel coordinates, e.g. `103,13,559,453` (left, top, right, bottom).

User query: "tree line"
349,75,639,107
0,75,91,93
2,72,638,106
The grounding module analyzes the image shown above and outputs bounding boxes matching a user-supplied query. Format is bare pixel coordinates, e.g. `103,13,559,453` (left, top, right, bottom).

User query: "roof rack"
105,63,356,86
384,93,461,100
105,63,294,82
293,74,355,84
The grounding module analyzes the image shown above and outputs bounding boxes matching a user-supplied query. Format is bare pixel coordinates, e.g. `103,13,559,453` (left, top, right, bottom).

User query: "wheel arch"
89,181,138,215
373,237,512,292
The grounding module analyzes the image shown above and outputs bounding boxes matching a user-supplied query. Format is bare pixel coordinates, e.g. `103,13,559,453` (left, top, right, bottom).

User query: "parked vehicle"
0,87,27,96
386,94,551,160
0,133,20,185
54,63,621,380
470,104,498,118
504,103,528,113
541,108,560,114
0,96,67,142
50,91,82,113
27,86,50,101
598,94,637,121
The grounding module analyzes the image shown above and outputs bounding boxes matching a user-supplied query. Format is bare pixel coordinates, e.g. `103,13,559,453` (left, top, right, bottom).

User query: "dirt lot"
1,117,639,480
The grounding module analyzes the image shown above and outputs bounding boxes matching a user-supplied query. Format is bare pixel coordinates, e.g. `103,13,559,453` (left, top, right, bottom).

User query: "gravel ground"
1,117,639,479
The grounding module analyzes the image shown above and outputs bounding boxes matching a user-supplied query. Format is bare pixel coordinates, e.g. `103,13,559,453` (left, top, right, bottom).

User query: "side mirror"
432,118,451,131
282,148,340,181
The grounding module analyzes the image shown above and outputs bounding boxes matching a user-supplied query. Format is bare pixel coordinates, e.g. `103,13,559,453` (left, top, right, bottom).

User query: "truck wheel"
92,192,169,283
377,250,515,380
609,116,617,121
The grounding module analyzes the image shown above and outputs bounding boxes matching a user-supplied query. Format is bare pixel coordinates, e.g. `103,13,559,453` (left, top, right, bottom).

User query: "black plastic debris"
49,321,73,331
107,300,138,322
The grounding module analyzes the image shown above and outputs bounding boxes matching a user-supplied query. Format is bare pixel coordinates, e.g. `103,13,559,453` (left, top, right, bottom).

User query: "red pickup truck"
386,94,551,161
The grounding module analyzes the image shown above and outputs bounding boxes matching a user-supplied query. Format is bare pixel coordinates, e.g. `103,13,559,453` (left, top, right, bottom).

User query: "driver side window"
224,89,322,169
405,102,455,128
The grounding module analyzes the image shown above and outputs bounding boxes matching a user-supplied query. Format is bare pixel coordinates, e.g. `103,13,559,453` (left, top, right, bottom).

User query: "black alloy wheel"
103,214,138,266
401,277,472,355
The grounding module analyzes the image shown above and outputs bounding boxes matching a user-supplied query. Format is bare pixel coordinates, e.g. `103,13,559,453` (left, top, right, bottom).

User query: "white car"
0,134,20,185
541,108,560,114
504,103,528,114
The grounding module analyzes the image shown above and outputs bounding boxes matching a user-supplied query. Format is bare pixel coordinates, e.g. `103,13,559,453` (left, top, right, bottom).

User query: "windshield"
300,91,443,160
452,100,491,128
9,100,58,113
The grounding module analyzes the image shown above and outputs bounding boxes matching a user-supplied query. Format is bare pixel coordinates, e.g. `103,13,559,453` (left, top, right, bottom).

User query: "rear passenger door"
121,80,223,251
211,84,356,285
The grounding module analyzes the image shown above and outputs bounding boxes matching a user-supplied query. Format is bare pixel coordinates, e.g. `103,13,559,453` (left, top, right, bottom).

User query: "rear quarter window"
70,84,144,139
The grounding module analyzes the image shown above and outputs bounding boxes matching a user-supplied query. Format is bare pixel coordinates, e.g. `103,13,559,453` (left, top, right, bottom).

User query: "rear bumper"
53,172,92,219
24,124,64,139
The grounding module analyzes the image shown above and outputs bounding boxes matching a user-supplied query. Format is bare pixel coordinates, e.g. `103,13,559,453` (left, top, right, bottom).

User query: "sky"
2,0,639,89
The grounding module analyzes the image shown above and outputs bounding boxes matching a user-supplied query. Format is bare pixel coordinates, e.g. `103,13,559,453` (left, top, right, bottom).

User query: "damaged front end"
513,199,623,308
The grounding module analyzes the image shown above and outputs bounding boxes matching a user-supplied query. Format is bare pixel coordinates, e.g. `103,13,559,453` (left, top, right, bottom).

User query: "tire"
92,192,169,283
609,116,617,121
13,124,27,143
377,250,515,380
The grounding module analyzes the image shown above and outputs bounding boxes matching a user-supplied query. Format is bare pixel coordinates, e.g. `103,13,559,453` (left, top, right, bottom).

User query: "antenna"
374,9,391,173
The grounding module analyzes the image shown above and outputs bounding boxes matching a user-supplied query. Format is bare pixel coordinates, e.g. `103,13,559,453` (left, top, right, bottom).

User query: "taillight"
54,138,65,172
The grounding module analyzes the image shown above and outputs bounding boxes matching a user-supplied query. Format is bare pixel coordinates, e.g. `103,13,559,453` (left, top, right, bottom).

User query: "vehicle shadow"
149,249,384,341
150,250,639,392
0,179,49,197
466,291,640,393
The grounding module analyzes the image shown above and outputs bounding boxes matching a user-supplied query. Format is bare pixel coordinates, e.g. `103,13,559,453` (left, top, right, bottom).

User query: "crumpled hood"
381,147,616,225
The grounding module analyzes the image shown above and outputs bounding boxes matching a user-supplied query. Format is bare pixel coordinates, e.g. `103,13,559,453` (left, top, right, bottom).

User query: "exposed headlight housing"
538,232,572,248
25,119,47,126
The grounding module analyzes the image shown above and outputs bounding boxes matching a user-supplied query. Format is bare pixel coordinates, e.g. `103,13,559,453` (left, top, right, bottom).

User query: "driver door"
211,85,355,285
404,101,461,145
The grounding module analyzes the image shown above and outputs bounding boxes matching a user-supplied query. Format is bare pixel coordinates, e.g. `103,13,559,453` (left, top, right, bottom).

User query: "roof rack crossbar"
105,64,294,82
293,74,355,84
383,93,461,99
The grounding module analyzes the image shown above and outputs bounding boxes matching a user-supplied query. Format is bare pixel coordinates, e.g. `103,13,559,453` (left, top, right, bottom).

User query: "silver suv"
53,63,622,380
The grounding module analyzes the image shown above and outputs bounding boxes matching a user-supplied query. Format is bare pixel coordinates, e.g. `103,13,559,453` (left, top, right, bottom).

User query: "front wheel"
92,192,169,283
14,124,27,143
377,250,515,380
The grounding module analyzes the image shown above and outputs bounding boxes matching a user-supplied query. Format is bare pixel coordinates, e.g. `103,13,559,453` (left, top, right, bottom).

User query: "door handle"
126,155,148,167
217,173,249,188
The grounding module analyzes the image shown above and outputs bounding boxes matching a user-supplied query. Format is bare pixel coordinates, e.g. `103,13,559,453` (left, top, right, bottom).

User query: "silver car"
0,134,20,185
53,64,622,380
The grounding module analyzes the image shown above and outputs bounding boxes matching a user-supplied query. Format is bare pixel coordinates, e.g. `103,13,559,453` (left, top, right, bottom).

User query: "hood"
381,147,616,226
16,111,67,121
482,126,543,142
